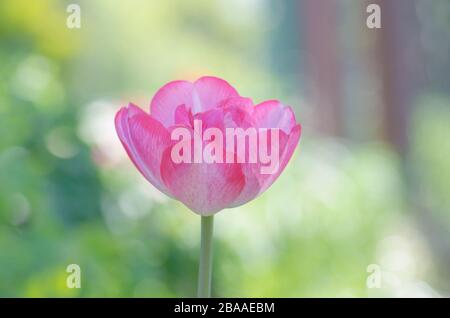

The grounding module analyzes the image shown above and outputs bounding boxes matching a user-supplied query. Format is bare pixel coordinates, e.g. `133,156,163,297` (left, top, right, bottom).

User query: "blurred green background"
0,0,449,297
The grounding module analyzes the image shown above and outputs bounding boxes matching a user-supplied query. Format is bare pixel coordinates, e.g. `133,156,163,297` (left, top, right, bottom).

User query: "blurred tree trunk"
373,0,423,156
303,0,343,136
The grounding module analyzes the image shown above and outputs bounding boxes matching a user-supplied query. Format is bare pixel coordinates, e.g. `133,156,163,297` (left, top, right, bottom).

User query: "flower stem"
197,215,214,298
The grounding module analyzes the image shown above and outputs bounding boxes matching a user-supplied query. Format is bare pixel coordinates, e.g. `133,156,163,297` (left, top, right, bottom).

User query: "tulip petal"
115,104,172,196
192,76,239,114
150,76,239,127
253,100,297,134
191,105,260,208
174,104,193,127
257,124,302,195
230,124,301,207
160,146,245,215
150,80,194,128
228,166,261,208
219,96,254,110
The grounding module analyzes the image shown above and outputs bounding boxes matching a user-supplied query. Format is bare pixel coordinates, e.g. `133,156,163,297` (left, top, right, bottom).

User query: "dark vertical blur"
374,0,424,156
303,0,343,136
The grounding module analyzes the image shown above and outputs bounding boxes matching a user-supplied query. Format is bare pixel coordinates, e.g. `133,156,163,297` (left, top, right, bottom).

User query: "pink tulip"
115,76,301,216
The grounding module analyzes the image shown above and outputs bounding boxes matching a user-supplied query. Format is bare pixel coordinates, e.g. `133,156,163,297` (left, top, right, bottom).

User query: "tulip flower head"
115,76,301,215
115,76,302,297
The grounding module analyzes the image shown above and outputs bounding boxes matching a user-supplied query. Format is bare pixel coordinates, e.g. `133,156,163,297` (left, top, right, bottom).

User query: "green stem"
197,215,214,298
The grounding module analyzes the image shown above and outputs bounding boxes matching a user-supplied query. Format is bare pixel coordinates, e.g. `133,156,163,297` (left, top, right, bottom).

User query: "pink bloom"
115,76,301,215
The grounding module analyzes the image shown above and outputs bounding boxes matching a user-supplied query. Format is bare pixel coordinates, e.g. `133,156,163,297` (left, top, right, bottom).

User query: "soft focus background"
0,0,449,297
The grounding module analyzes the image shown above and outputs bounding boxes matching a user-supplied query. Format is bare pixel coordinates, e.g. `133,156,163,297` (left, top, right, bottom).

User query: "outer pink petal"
252,100,297,134
218,96,253,110
150,76,239,127
257,124,302,195
150,80,194,128
227,166,261,208
115,103,172,196
160,146,245,215
189,104,258,208
229,124,301,207
192,76,239,114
